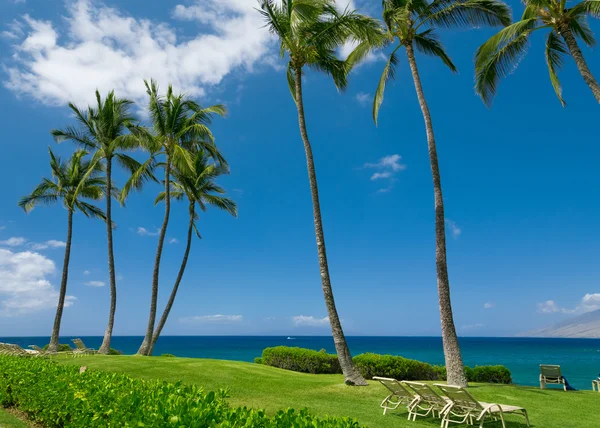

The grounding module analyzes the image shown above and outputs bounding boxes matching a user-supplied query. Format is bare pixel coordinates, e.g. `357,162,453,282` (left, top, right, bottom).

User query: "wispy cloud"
180,314,243,323
355,92,371,107
169,238,179,244
363,154,406,193
292,315,330,327
484,302,495,309
31,240,66,250
538,294,600,315
137,227,160,237
84,281,105,287
0,237,27,247
0,237,67,250
445,220,462,239
83,270,90,276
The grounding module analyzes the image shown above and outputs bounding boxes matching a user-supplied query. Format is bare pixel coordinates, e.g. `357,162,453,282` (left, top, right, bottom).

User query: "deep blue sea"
3,336,599,391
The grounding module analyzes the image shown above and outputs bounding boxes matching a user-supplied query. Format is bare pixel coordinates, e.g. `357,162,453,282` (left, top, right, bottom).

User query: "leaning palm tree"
475,0,600,105
124,80,227,356
19,149,106,353
51,91,141,355
361,0,511,387
258,0,382,385
147,149,237,354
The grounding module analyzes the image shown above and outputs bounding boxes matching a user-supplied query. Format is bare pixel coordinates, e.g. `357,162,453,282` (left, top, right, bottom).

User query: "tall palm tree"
362,0,511,387
475,0,600,106
51,91,141,355
148,149,237,354
124,80,227,356
19,149,106,353
258,0,382,385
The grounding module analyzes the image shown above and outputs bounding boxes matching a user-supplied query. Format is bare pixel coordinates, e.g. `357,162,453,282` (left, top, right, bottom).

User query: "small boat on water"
287,337,295,340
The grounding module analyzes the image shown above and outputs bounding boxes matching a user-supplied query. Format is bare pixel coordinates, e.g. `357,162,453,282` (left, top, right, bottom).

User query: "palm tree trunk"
47,210,73,353
99,157,117,355
558,25,600,103
137,158,171,356
405,43,467,387
293,65,366,386
148,203,195,355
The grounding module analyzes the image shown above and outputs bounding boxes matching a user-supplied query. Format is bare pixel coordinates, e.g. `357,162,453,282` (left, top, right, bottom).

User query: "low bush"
353,353,440,381
42,343,72,352
465,365,512,384
108,348,122,355
161,353,175,357
257,347,511,384
0,356,361,427
260,347,341,374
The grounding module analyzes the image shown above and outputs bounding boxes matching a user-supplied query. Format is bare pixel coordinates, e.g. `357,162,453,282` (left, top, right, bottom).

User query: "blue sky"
0,0,598,338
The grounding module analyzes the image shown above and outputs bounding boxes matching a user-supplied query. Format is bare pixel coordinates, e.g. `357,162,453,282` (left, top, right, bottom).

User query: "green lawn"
55,355,598,427
0,408,30,428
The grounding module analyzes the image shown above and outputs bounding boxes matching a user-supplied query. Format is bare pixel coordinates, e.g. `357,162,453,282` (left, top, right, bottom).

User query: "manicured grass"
58,355,597,427
0,408,30,428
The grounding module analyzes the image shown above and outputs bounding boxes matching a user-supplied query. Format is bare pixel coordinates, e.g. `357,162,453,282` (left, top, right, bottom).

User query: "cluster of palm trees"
258,0,598,388
20,82,237,356
18,0,597,388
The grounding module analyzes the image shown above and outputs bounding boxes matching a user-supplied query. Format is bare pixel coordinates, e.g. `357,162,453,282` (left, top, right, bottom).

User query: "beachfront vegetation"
51,91,141,355
356,0,512,388
257,347,512,384
19,150,107,354
49,355,598,428
257,0,382,386
0,356,361,427
475,0,600,105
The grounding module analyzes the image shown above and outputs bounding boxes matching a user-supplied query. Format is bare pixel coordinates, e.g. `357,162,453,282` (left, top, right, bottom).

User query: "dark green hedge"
260,347,341,375
0,356,362,427
257,347,512,384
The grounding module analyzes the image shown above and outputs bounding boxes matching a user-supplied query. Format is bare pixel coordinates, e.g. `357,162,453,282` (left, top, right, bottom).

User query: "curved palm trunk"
558,25,600,103
47,210,74,353
99,157,117,354
293,66,366,386
148,203,195,355
137,158,171,356
405,43,467,387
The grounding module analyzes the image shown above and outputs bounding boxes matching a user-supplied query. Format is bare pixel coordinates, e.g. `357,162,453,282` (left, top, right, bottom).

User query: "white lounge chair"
539,364,566,391
71,338,97,356
402,381,451,421
373,376,419,415
435,383,530,428
593,379,599,392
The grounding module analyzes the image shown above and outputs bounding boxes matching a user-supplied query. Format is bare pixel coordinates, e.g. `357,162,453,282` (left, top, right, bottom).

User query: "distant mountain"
519,309,600,338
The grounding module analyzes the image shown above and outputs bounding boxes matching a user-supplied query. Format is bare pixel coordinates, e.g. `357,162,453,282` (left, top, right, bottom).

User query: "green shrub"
260,347,342,374
254,357,263,364
465,365,512,384
42,343,72,352
0,356,362,427
352,353,440,381
108,348,122,355
161,353,175,357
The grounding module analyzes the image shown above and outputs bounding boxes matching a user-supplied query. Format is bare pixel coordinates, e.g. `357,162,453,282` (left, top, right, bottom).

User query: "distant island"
519,309,600,338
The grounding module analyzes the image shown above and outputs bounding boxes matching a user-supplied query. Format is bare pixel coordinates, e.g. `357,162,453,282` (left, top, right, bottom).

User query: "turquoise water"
3,336,599,391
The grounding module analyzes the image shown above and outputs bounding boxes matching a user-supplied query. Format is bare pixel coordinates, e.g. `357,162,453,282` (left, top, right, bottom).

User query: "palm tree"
258,0,382,385
475,0,600,106
124,80,227,356
51,91,141,355
19,149,106,353
147,149,237,354
363,0,511,387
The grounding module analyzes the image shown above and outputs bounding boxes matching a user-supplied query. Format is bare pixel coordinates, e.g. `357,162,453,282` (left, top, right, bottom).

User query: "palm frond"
568,0,600,19
373,45,401,125
287,62,298,102
568,15,597,47
545,30,568,106
414,29,457,72
120,156,157,204
419,0,512,30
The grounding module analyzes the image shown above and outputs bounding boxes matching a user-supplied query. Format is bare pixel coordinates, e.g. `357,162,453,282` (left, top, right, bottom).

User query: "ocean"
2,336,599,391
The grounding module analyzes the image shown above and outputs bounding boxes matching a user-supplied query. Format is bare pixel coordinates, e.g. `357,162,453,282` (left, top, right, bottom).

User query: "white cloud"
4,0,276,107
137,227,160,237
180,314,243,323
537,294,600,315
0,237,27,247
84,281,105,287
31,240,66,250
83,270,90,275
445,219,462,239
292,315,330,327
355,92,371,106
12,0,27,4
0,248,75,316
169,238,179,244
484,302,495,309
536,300,576,314
363,154,406,193
580,293,600,312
